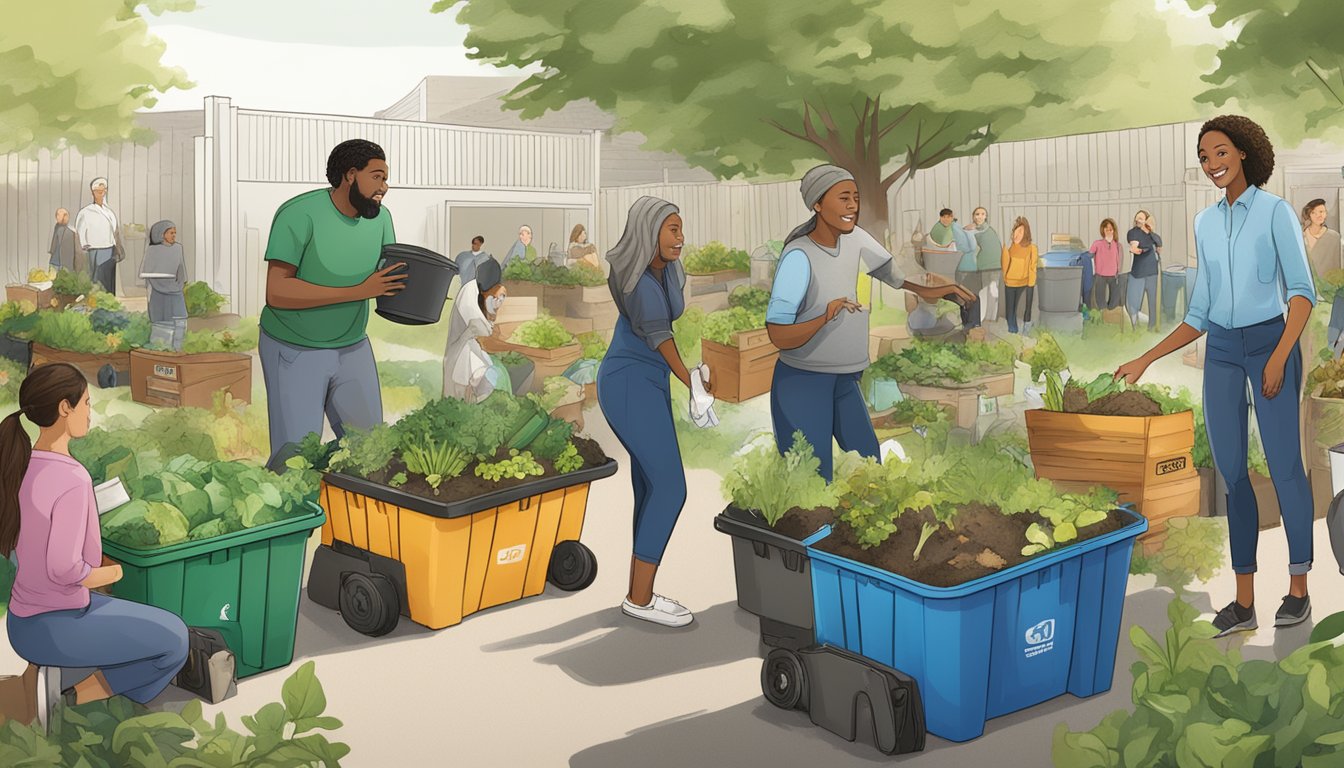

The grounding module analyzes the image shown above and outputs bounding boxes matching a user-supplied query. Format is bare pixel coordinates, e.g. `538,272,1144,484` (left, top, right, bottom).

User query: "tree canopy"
0,0,195,154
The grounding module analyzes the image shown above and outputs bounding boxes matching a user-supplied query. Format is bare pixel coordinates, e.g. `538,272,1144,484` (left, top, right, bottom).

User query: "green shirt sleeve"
383,212,396,246
264,203,312,267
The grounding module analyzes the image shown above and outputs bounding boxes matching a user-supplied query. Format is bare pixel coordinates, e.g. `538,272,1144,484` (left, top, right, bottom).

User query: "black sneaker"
1274,594,1311,628
1212,601,1257,638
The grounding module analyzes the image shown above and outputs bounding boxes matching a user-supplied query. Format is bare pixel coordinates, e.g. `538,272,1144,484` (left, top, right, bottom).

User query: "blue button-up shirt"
1184,185,1315,332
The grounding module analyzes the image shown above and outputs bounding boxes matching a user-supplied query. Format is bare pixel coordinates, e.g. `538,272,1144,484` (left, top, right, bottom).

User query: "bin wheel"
762,649,807,711
338,572,400,637
548,541,597,592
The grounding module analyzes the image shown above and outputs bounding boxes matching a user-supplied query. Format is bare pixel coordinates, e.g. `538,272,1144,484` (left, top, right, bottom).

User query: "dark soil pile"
363,436,608,503
1062,385,1162,417
790,503,1134,588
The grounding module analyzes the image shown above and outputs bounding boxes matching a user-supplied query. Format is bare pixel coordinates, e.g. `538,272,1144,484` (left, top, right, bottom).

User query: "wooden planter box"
900,372,1014,432
687,269,749,294
187,313,243,333
502,280,546,301
687,292,730,314
480,331,582,393
6,285,53,309
1026,409,1199,547
129,349,251,409
29,343,131,385
700,328,778,404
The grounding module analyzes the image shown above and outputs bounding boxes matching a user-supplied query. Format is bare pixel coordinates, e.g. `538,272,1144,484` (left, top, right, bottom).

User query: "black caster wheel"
339,571,400,637
762,648,808,710
548,540,598,591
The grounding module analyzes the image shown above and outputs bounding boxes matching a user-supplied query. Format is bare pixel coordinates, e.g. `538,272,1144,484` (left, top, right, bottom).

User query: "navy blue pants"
770,361,879,482
7,592,189,704
1205,318,1314,576
597,358,687,565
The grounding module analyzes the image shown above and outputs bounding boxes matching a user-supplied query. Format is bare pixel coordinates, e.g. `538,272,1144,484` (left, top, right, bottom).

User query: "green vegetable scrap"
702,306,766,347
721,431,838,527
871,339,1015,386
180,323,259,353
508,314,576,350
328,424,399,478
475,449,544,482
403,440,472,487
683,241,750,275
1020,332,1068,382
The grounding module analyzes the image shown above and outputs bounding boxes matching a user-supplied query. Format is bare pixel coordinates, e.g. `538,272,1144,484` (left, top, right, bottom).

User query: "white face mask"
485,294,505,315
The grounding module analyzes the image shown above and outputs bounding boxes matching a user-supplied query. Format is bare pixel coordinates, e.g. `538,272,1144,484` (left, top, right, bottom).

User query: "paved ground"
3,310,1338,766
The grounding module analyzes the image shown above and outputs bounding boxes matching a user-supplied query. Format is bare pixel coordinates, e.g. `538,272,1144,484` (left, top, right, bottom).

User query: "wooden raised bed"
501,280,545,301
129,349,252,409
900,372,1014,432
187,312,243,333
480,331,582,393
29,343,131,385
687,269,749,293
6,284,53,309
1026,409,1199,548
700,327,778,404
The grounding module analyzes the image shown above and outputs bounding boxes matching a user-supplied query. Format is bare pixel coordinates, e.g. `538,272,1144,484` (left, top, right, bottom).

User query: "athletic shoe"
1274,594,1311,628
1212,600,1257,638
621,594,693,628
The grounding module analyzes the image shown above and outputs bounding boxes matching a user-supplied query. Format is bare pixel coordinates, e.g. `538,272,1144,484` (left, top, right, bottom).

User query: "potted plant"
72,431,324,679
700,287,777,403
737,432,1147,742
480,314,582,390
1027,374,1199,553
683,241,751,294
715,432,840,650
184,280,242,332
870,338,1016,431
308,393,617,635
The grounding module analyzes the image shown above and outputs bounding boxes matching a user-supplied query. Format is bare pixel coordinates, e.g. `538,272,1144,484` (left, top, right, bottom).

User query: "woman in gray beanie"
598,196,712,628
767,164,974,480
140,220,188,351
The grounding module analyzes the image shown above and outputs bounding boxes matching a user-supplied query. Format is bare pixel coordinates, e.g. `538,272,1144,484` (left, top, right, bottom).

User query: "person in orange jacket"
1001,216,1039,334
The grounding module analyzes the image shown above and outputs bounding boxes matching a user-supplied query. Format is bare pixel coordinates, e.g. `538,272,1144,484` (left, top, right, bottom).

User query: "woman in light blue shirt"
1117,115,1315,637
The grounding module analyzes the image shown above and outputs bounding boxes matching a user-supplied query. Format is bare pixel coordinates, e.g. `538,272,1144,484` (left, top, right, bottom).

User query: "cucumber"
508,413,550,451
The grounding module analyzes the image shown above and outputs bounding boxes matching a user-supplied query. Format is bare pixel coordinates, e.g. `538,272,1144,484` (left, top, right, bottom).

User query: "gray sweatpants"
259,331,383,465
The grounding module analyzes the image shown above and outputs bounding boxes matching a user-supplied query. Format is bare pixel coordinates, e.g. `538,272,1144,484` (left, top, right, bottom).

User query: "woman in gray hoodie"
140,220,188,351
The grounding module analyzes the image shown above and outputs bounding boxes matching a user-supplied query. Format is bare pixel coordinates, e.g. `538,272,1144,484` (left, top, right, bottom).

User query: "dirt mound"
1081,390,1162,417
1062,385,1090,413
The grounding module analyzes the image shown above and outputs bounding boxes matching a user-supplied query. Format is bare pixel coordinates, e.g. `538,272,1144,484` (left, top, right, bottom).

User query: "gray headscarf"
140,220,185,293
785,164,856,244
606,196,685,297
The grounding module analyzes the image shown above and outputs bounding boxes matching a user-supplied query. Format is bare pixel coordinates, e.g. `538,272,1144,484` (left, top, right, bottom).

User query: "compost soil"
809,503,1134,588
365,436,608,503
1063,385,1162,417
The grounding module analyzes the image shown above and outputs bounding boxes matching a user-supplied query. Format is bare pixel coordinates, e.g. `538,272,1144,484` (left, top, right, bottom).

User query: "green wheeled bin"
103,501,326,679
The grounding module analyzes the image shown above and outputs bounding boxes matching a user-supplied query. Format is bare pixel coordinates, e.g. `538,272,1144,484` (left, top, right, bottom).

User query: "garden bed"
900,373,1014,431
480,315,583,391
684,242,750,296
697,287,774,403
868,340,1016,430
129,349,252,409
31,343,131,383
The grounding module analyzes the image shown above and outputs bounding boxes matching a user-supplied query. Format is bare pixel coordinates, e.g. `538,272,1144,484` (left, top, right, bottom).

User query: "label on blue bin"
1024,619,1056,658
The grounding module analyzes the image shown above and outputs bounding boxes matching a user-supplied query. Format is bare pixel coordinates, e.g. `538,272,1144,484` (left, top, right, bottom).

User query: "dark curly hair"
325,139,386,188
1198,115,1274,188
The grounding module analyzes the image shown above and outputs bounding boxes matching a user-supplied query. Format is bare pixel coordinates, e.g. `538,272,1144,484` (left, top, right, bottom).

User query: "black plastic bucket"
374,244,459,326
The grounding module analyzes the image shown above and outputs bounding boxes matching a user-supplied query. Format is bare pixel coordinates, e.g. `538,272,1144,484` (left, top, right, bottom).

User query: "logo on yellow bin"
497,545,527,565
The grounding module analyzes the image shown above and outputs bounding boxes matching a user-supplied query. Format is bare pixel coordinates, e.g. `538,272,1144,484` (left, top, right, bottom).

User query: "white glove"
689,364,719,429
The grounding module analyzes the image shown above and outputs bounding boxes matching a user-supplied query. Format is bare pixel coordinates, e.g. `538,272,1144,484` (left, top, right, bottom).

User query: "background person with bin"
258,139,407,466
1,363,188,714
766,165,974,482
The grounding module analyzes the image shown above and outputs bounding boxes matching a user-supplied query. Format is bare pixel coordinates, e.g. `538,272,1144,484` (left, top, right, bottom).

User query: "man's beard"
348,183,382,220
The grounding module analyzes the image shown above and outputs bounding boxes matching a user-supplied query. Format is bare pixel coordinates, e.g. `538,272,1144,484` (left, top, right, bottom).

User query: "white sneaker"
622,594,694,627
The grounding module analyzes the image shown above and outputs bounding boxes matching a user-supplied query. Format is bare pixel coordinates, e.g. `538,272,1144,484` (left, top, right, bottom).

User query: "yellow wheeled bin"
309,459,617,636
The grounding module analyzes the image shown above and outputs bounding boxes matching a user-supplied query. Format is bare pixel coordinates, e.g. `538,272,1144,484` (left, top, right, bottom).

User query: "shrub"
683,241,750,275
508,314,575,350
52,268,93,297
722,431,838,526
578,332,608,361
184,280,227,316
727,285,770,315
870,339,1016,386
702,306,766,347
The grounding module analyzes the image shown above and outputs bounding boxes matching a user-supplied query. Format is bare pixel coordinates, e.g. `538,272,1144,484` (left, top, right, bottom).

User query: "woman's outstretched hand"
1114,357,1150,386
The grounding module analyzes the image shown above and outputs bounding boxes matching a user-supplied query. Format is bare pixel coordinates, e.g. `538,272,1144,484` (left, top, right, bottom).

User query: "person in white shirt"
443,258,506,402
74,178,123,294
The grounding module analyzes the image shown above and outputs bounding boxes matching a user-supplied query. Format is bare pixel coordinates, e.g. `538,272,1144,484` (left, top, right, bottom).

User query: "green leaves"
403,440,472,483
508,314,576,350
683,242,750,275
1043,369,1065,412
475,450,545,482
554,442,585,474
502,259,605,287
184,281,228,317
727,285,770,315
871,339,1016,386
701,306,766,347
1129,516,1226,593
722,430,837,527
1021,332,1068,383
328,424,399,478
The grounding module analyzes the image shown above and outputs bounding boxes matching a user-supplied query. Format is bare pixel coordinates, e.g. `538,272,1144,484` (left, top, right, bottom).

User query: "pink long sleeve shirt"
1090,238,1122,277
8,451,101,617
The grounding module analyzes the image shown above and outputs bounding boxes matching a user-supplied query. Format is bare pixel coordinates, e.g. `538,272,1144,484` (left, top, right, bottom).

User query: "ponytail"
0,411,30,555
0,363,88,555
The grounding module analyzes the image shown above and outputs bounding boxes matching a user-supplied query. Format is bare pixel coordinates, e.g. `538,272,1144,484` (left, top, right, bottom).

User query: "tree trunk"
851,159,892,246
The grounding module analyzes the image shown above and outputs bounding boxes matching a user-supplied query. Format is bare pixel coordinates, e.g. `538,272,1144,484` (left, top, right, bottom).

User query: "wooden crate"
129,350,251,409
900,372,1015,431
1026,408,1199,546
687,270,749,290
29,343,131,384
480,330,582,392
700,328,778,404
502,280,545,300
494,296,539,325
6,285,53,309
687,292,730,314
186,313,243,333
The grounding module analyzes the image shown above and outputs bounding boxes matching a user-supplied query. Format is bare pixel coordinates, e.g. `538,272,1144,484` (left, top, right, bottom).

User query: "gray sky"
141,1,522,115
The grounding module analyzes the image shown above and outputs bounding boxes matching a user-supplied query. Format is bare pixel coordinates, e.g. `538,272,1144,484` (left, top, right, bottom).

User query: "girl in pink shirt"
1089,218,1123,310
2,363,186,715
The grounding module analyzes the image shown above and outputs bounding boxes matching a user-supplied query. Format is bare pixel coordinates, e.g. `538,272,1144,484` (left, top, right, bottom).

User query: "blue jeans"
1127,273,1159,330
7,593,189,704
597,354,687,566
1205,318,1314,576
770,361,879,482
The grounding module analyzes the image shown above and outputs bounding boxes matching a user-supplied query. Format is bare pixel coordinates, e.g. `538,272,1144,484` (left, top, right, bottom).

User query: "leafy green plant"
578,331,608,361
878,398,949,428
1021,332,1068,382
1043,369,1065,412
701,306,766,347
554,442,584,474
1310,355,1344,398
1318,268,1344,302
1129,516,1226,593
181,324,260,354
28,308,151,353
500,259,605,287
395,396,516,461
52,268,93,297
721,430,838,527
496,350,530,368
184,280,228,316
475,449,545,482
537,376,581,412
1053,598,1344,768
528,419,575,461
683,241,750,275
870,339,1015,386
508,314,576,350
0,660,349,766
404,440,472,490
328,424,399,478
727,285,771,315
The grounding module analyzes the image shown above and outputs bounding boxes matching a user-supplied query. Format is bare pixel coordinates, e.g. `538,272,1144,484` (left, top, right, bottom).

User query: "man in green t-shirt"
258,139,407,465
